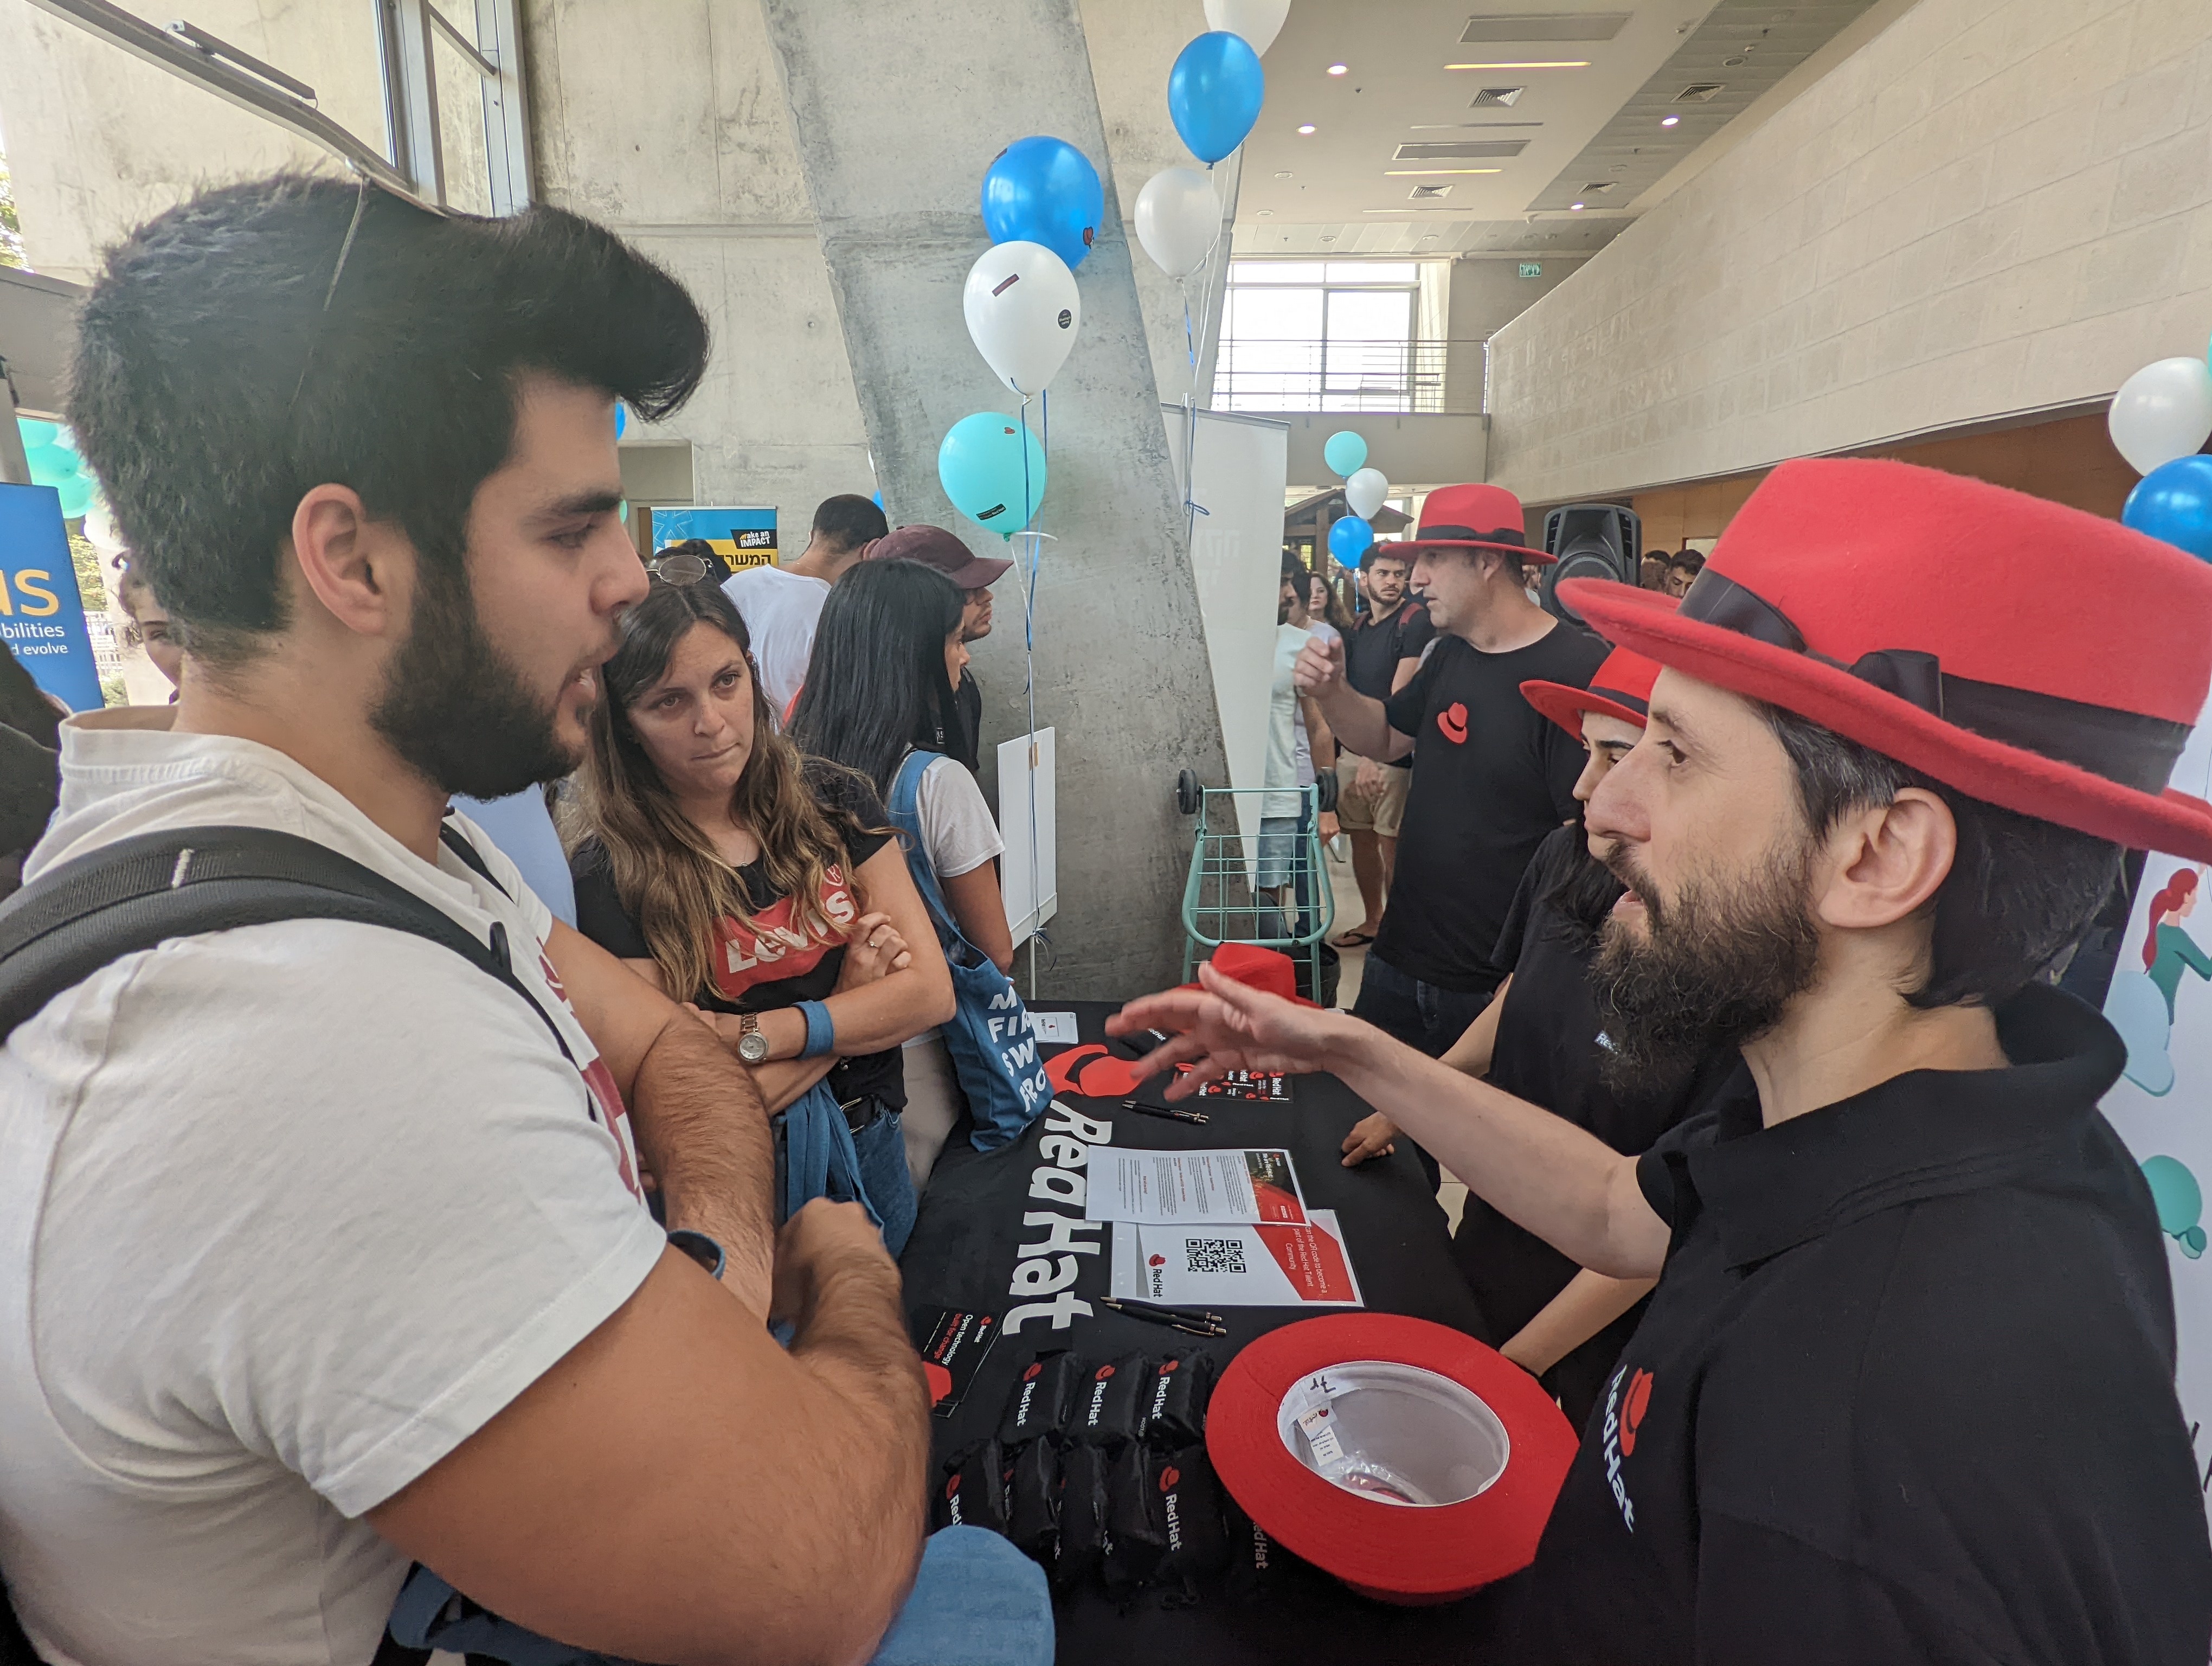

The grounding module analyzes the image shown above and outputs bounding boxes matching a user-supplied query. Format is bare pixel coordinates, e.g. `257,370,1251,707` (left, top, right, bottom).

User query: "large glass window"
1214,261,1438,412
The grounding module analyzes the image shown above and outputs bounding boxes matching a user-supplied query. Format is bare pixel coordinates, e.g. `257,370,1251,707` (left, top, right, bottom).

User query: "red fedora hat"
1399,483,1552,565
1207,1313,1578,1604
1559,458,2212,861
1522,634,1667,739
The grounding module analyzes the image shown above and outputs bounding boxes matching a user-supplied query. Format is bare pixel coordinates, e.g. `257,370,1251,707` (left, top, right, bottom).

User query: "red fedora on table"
1522,631,1668,738
1560,458,2212,861
1207,1313,1578,1604
1398,483,1552,565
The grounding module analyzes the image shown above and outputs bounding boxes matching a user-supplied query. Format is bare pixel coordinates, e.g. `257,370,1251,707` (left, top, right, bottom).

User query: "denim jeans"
388,1525,1053,1666
1352,951,1500,1190
772,1094,916,1260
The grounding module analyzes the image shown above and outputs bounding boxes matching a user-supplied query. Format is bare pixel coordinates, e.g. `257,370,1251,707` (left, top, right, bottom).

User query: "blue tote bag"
888,752,1052,1150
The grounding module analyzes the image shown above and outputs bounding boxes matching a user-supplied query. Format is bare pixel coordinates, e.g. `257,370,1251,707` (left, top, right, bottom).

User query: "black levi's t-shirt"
1449,825,1722,1411
1493,985,2212,1666
1342,601,1435,767
1372,622,1607,992
569,764,904,1110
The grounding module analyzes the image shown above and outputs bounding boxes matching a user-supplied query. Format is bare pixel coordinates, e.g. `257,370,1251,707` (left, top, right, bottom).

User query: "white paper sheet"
1085,1148,1307,1226
1028,1011,1081,1045
1111,1209,1364,1308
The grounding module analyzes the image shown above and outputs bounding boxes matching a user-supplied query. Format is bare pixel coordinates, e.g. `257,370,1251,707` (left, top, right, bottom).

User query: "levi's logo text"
710,865,858,999
1437,701,1470,745
1600,1363,1654,1533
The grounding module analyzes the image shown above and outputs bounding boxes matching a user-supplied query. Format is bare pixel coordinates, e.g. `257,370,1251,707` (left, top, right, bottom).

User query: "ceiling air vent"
1409,184,1453,200
1675,82,1725,101
1469,85,1526,106
1394,140,1528,159
1461,12,1629,41
1580,181,1616,194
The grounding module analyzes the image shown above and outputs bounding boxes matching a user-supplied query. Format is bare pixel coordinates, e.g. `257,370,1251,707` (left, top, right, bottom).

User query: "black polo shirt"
1499,984,2212,1664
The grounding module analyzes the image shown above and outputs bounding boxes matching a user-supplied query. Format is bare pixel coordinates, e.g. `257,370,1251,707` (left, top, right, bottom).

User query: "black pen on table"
1099,1296,1228,1337
1119,1097,1208,1126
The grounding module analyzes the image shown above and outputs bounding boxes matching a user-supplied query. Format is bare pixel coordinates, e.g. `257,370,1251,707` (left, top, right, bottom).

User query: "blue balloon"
2124,454,2212,561
1322,430,1367,477
1168,31,1265,165
16,418,59,450
56,475,95,521
872,490,884,509
938,412,1048,538
982,137,1104,271
614,400,627,440
1329,515,1374,564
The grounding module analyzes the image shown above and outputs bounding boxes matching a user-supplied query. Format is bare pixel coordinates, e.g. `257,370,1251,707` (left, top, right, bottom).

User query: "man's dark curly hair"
68,173,709,664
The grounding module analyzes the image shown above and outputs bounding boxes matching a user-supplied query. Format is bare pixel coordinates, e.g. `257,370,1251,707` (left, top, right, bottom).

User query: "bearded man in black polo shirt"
1117,458,2212,1665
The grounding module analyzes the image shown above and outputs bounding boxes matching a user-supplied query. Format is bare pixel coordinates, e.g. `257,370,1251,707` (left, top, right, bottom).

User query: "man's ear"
288,484,412,640
1813,787,1957,933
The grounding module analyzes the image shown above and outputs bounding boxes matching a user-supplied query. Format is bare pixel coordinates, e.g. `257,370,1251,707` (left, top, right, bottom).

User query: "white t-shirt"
1264,622,1313,819
900,755,1004,1051
0,709,665,1666
723,563,832,717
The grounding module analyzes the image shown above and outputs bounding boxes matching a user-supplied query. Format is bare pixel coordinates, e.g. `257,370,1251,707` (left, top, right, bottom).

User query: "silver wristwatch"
736,1010,770,1065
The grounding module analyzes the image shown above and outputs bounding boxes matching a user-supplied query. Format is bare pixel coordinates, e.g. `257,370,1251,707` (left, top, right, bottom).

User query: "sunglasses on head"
644,549,713,586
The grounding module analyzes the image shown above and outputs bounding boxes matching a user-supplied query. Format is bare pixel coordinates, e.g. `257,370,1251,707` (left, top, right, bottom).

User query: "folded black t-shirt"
569,761,904,1109
1372,621,1607,992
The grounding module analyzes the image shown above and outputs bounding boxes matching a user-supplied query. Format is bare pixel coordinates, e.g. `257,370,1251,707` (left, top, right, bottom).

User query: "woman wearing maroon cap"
1120,459,2212,1665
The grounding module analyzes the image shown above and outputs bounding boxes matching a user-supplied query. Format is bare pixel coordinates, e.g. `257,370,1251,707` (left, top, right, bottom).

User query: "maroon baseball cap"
861,523,1011,588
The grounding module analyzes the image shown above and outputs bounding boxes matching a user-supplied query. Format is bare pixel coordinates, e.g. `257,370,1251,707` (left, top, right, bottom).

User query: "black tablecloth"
900,1001,1504,1664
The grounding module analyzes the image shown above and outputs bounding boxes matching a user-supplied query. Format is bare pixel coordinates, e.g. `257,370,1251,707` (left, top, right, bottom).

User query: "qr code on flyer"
1184,1237,1248,1275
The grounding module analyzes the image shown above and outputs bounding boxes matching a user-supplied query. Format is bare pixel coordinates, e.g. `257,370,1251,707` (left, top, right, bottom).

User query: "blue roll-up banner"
653,505,777,571
0,482,102,712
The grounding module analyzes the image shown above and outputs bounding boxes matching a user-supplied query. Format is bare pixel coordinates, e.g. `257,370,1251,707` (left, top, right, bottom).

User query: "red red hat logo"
1438,702,1469,745
1096,1363,1116,1381
1160,1359,1179,1374
1160,1466,1181,1492
1046,1043,1158,1100
944,1475,961,1501
1148,1254,1167,1267
1619,1368,1655,1457
1023,1361,1043,1382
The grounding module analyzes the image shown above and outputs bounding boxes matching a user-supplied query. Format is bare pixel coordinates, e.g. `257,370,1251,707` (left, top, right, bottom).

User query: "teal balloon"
55,475,95,520
2142,1155,2203,1240
1329,515,1374,563
938,412,1048,538
24,443,80,487
2123,454,2212,562
1168,31,1265,165
16,418,59,449
1322,430,1367,477
982,136,1104,271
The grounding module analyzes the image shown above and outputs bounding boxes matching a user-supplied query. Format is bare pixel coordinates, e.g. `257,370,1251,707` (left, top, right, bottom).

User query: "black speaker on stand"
1539,504,1641,626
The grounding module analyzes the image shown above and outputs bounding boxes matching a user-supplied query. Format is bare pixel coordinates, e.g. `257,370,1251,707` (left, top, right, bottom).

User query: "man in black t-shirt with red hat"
1297,482,1605,1180
1121,457,2212,1664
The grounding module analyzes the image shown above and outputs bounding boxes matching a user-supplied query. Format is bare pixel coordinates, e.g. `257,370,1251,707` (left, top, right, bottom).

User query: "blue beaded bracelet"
797,999,836,1060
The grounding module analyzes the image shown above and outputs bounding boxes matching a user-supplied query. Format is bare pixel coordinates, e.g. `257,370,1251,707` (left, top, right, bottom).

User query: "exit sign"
1518,261,1544,278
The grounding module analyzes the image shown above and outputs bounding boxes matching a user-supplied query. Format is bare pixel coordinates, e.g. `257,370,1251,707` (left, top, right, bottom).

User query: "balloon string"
1011,392,1050,997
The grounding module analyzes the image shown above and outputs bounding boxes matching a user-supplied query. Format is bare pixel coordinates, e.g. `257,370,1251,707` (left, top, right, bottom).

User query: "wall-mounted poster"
2101,693,2212,1518
653,505,776,571
0,482,103,712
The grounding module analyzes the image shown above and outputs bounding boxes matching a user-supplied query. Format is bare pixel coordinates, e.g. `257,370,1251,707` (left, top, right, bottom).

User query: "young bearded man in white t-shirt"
0,176,1047,1666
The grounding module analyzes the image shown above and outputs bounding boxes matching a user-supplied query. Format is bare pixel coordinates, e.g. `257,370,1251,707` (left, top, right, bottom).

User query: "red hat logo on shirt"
1619,1368,1655,1457
1160,1466,1182,1493
1438,701,1470,745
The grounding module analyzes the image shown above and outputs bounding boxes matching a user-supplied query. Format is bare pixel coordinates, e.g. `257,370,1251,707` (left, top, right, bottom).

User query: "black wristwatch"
667,1228,726,1281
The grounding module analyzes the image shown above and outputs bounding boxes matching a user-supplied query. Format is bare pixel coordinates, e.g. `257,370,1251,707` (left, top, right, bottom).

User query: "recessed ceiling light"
1448,60,1590,70
1570,201,1586,210
1327,62,1348,75
1320,234,1336,242
1256,209,1274,216
1660,113,1681,126
1275,170,1294,178
1297,123,1316,133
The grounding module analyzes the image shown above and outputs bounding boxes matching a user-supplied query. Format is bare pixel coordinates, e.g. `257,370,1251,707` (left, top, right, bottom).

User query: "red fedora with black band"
1399,483,1552,565
1522,635,1667,738
1559,457,2212,861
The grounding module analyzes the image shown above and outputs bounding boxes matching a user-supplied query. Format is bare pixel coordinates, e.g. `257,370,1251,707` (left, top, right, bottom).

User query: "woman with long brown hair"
568,569,952,1255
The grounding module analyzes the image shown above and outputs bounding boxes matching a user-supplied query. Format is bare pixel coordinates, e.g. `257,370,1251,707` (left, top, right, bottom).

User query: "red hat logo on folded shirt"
1619,1368,1655,1458
1160,1466,1181,1492
1438,701,1470,745
1045,1044,1167,1100
1023,1361,1044,1383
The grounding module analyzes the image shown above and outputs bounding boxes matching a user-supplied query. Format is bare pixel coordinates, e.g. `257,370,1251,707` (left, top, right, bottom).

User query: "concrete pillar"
760,0,1231,996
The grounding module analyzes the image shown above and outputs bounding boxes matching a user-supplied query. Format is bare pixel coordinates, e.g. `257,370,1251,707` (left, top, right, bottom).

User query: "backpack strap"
0,825,570,1061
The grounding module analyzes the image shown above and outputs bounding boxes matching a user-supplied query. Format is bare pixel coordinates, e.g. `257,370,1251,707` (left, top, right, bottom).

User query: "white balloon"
82,499,125,558
1344,466,1388,521
2109,356,2212,476
1203,0,1291,55
962,241,1081,396
1134,166,1221,279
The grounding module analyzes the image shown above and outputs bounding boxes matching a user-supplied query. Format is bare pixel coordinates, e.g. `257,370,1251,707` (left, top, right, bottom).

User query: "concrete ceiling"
1231,0,1881,257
